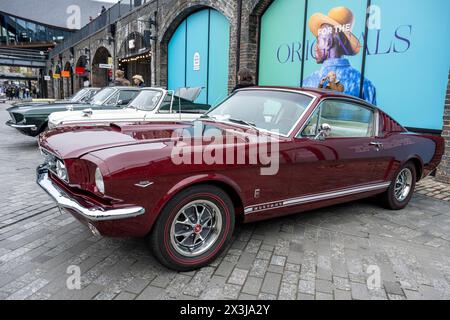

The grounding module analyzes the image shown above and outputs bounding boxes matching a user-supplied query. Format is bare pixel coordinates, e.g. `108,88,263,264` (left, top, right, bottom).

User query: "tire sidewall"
388,162,417,210
154,186,235,270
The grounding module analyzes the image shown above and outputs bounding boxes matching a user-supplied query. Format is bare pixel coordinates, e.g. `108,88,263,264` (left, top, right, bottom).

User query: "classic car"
37,87,444,271
11,87,100,108
6,86,140,137
47,87,211,129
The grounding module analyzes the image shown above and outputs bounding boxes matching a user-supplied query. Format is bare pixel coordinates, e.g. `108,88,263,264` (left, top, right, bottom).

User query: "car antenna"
179,87,184,121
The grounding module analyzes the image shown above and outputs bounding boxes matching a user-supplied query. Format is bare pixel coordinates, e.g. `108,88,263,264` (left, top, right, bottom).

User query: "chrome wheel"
394,168,413,202
170,200,222,257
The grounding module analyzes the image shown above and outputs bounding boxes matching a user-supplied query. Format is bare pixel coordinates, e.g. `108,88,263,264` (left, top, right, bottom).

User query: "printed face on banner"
303,6,377,105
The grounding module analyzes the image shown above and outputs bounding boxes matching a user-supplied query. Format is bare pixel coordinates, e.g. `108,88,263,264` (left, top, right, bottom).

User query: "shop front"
118,32,152,86
258,0,450,132
167,8,230,106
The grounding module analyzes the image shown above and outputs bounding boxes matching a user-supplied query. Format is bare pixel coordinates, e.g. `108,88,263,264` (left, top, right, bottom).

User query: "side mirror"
315,123,331,140
82,108,93,117
117,99,130,106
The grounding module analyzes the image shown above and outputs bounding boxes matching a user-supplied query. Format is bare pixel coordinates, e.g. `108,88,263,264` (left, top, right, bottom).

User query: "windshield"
128,89,163,111
206,90,313,135
90,88,116,105
69,89,88,102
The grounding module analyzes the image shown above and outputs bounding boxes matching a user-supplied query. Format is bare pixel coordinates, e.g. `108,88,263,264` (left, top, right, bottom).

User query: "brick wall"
437,70,450,183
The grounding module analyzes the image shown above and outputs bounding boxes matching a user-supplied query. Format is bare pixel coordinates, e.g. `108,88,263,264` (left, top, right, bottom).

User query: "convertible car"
11,87,99,108
37,87,444,270
6,86,139,136
47,87,211,129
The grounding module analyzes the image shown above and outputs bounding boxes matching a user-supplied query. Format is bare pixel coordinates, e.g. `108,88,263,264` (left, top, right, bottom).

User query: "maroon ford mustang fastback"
37,87,444,270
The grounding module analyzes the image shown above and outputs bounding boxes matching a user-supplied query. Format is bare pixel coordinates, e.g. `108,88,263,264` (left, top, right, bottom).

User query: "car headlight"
95,167,105,194
55,160,68,181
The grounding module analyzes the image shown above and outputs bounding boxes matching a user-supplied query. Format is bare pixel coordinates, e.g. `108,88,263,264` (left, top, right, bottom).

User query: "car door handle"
369,142,383,148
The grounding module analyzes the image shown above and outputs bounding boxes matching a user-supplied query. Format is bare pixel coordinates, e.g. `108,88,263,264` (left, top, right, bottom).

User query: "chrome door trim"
244,182,391,215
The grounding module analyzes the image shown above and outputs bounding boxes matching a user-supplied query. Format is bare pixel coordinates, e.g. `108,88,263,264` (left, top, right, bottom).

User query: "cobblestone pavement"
1,103,450,300
416,177,450,202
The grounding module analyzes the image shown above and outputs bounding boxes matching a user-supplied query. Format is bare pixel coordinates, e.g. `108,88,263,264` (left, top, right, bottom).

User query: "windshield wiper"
228,118,259,131
200,114,216,121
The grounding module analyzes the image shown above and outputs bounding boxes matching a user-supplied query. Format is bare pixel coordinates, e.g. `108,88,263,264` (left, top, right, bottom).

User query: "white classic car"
48,87,211,129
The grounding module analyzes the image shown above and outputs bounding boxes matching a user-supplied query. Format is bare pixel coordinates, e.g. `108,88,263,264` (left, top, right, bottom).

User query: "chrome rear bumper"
36,165,145,222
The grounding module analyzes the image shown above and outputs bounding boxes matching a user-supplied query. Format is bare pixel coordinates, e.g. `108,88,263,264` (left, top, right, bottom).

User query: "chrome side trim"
244,182,391,215
37,165,145,222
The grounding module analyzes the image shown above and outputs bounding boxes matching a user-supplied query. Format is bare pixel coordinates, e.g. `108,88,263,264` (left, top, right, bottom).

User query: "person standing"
113,70,131,86
132,75,145,87
232,68,254,92
318,71,344,93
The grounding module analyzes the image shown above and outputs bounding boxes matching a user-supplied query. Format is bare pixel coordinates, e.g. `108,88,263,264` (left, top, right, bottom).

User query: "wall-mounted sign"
61,70,70,78
193,52,200,71
108,57,113,65
52,73,61,79
44,75,51,81
99,64,113,69
75,67,85,75
129,39,135,49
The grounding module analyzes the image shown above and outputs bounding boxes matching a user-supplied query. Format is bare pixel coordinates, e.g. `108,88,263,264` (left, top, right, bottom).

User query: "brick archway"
92,46,112,87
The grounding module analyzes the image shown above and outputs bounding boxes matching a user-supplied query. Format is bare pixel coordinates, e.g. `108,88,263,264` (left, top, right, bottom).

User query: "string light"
119,52,152,63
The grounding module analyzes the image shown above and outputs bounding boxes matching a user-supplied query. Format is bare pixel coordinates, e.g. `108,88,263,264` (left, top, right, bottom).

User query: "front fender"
148,173,243,228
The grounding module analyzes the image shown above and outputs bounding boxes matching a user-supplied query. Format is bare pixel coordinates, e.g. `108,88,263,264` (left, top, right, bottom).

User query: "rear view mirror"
315,123,332,140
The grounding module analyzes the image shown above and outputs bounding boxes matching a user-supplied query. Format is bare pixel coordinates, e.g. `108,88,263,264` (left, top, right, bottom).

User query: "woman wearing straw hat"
132,75,145,88
302,6,376,105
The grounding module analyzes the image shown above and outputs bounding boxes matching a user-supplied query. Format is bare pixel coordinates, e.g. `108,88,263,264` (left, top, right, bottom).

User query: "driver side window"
104,92,119,106
300,100,376,138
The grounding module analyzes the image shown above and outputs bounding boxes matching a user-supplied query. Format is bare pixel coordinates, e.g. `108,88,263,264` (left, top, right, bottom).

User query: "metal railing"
49,0,152,58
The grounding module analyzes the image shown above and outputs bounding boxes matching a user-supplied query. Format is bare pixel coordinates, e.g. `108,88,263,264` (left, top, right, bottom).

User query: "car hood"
7,102,92,116
38,120,277,159
49,107,143,125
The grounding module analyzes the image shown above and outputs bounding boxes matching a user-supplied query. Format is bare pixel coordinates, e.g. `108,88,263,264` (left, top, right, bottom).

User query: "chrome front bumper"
36,165,145,222
6,120,37,130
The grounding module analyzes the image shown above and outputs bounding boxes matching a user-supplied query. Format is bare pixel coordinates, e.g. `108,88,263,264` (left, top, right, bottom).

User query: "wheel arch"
405,156,424,182
150,174,245,232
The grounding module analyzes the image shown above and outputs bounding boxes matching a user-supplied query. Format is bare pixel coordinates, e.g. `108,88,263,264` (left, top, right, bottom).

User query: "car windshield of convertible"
69,88,88,102
90,88,116,105
205,90,313,135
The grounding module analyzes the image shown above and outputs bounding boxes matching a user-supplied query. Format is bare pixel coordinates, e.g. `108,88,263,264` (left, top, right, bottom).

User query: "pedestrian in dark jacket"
232,68,255,92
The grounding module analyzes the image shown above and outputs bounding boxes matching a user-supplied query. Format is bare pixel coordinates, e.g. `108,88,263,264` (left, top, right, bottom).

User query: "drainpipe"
235,0,242,85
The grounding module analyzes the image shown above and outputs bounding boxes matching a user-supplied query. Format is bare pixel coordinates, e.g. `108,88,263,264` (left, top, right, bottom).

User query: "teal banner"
258,0,450,130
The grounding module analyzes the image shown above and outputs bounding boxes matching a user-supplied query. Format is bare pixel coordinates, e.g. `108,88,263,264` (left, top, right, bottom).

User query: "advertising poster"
302,0,371,103
259,0,306,86
364,0,450,130
258,0,450,130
